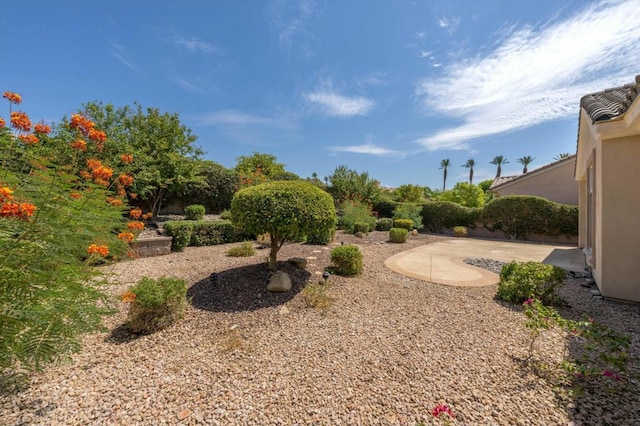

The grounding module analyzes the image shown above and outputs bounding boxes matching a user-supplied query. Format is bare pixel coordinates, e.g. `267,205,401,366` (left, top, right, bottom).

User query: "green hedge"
389,227,408,243
421,201,480,233
184,204,206,221
481,196,578,240
164,220,245,251
330,245,363,276
375,218,394,231
372,199,398,218
393,218,414,230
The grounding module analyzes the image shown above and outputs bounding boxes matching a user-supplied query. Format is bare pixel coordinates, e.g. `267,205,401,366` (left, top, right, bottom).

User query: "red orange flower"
106,196,123,206
0,186,14,203
70,114,95,133
18,134,38,145
129,192,138,200
142,212,153,220
127,221,144,230
79,170,92,180
87,244,109,256
87,128,106,143
118,174,133,186
10,111,31,132
34,123,52,134
0,117,5,129
129,208,142,219
3,92,22,104
120,154,133,163
70,192,82,199
86,159,102,170
0,202,37,221
121,291,137,303
91,165,113,181
70,139,87,151
118,232,135,243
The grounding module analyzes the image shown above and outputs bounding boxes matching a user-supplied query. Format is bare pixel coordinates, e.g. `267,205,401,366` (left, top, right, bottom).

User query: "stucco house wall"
491,156,578,205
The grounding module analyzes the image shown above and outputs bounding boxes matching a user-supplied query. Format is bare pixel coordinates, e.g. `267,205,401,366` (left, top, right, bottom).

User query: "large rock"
287,257,307,269
267,271,292,292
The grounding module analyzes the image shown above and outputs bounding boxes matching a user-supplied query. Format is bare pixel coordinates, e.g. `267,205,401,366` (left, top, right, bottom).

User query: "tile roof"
490,155,576,190
489,175,517,189
580,75,640,123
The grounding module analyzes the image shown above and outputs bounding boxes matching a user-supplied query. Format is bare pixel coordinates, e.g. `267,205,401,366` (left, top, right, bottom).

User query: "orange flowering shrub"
106,196,123,206
118,174,133,186
0,117,6,129
87,158,102,170
118,232,135,243
10,111,31,132
34,123,52,134
142,212,153,220
129,208,142,219
127,221,145,230
70,192,82,199
91,165,113,181
18,134,39,145
121,291,137,303
87,244,109,257
3,91,22,104
120,153,133,163
87,128,106,143
70,139,87,151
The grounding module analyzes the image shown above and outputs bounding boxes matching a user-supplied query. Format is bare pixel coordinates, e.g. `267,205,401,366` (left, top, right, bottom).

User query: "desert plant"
393,218,414,230
302,281,334,311
375,218,394,231
123,276,188,334
452,226,468,237
353,222,370,234
330,245,363,276
184,204,205,220
495,261,566,305
338,199,377,234
393,203,423,229
226,241,256,257
389,227,408,243
231,180,336,269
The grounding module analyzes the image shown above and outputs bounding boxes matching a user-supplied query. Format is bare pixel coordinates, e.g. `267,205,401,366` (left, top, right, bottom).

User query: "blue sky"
2,0,639,189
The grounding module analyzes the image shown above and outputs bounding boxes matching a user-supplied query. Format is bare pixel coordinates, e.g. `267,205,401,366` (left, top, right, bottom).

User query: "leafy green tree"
462,159,476,184
436,182,485,208
184,160,239,213
392,184,424,203
326,165,382,205
80,102,204,215
477,179,493,193
490,155,509,178
231,181,336,269
439,159,451,191
517,156,534,174
306,172,326,190
234,152,286,184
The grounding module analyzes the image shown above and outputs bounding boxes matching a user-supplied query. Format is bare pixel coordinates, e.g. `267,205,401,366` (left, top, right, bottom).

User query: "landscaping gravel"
2,231,639,425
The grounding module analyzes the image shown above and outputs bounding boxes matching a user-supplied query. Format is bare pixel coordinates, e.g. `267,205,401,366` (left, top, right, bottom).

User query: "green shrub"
124,277,188,334
393,203,424,229
482,196,577,240
220,209,232,220
184,204,206,221
421,201,479,233
495,261,566,305
435,182,485,208
305,227,335,245
163,221,194,251
353,222,370,234
372,199,397,218
338,200,376,234
226,241,256,257
330,245,363,276
453,226,468,237
393,218,414,230
389,227,408,243
375,218,394,231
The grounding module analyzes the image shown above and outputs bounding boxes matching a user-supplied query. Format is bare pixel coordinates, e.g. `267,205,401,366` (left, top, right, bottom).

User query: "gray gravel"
2,231,639,425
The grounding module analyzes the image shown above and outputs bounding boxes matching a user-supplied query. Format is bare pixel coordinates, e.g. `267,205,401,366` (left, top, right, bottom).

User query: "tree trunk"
268,234,285,270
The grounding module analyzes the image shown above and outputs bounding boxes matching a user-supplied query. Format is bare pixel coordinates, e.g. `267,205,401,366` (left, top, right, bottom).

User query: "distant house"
575,75,640,303
489,155,578,205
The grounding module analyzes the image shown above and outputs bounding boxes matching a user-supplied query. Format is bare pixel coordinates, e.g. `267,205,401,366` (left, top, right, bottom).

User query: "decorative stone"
411,229,418,236
354,232,365,238
279,306,290,315
267,271,292,292
177,409,191,421
287,257,307,269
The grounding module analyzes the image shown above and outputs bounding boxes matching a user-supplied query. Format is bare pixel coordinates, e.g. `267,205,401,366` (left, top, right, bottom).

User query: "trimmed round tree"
231,180,337,269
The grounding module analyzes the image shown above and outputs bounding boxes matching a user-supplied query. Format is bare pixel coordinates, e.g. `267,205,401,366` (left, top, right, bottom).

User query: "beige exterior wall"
493,159,578,205
598,135,640,302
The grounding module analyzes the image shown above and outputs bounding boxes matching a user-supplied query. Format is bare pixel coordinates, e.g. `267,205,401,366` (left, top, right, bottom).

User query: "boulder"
354,231,365,238
287,257,307,269
267,271,292,292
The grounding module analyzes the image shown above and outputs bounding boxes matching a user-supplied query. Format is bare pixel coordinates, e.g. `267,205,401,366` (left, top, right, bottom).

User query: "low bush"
389,227,408,243
393,218,414,230
495,261,566,305
393,203,424,229
123,276,188,334
353,222,370,234
302,281,334,311
338,200,376,234
375,218,394,231
164,220,244,250
330,245,363,276
220,209,232,220
226,241,256,257
184,204,206,221
453,226,468,237
421,201,479,233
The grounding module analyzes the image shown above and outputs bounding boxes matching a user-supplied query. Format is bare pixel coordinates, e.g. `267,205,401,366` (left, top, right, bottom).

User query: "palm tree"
490,155,508,178
439,158,451,191
517,156,534,174
462,159,476,184
554,153,571,161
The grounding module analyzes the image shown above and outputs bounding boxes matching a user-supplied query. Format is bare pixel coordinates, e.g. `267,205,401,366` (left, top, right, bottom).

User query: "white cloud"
419,50,432,58
416,0,640,151
305,90,375,117
358,72,387,87
268,0,318,57
328,143,402,156
107,39,141,73
173,77,204,94
196,109,296,129
173,36,221,54
416,31,426,39
437,16,460,34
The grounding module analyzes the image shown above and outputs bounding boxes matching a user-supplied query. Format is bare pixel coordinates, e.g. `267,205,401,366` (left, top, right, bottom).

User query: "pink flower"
603,370,621,381
523,298,534,306
431,404,456,419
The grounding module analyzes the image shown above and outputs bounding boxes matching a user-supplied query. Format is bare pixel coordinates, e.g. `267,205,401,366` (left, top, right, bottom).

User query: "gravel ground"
2,231,639,425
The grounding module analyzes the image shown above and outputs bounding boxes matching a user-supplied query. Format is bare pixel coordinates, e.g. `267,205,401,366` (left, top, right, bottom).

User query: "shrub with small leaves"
220,209,232,220
124,276,188,334
496,261,566,305
305,227,335,245
453,226,467,237
184,204,206,221
389,227,408,243
338,199,376,234
392,202,424,229
353,222,370,234
393,218,414,230
375,218,393,231
226,241,256,257
164,221,194,251
330,244,363,276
